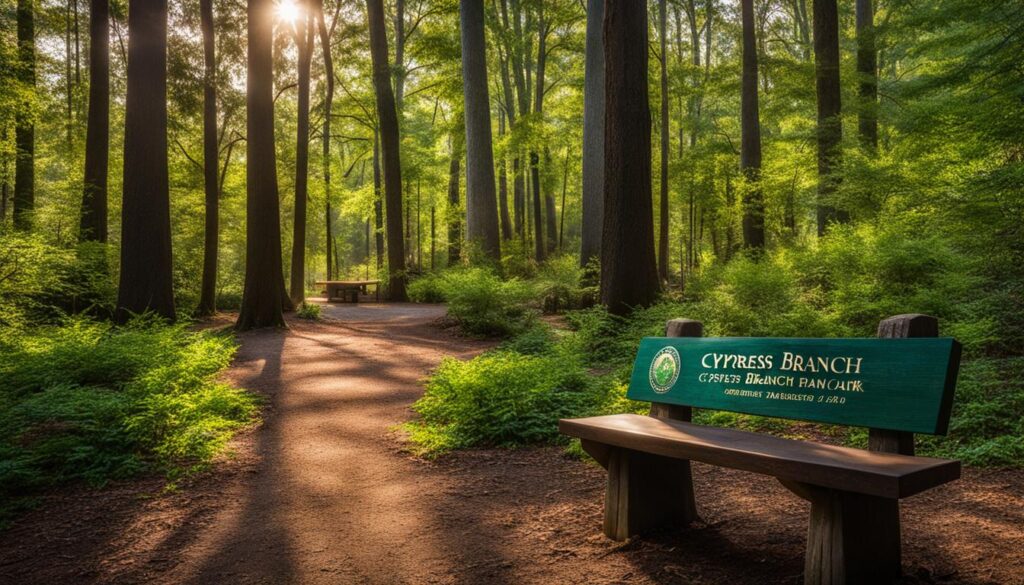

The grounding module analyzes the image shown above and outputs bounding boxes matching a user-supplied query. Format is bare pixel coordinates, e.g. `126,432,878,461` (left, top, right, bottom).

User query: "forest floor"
1,302,1022,585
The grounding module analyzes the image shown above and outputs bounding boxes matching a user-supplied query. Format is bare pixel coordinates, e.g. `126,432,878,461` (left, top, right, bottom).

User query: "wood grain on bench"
560,413,960,499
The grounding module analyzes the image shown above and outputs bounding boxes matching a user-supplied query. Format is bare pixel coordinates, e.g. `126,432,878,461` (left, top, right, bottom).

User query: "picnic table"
315,280,381,303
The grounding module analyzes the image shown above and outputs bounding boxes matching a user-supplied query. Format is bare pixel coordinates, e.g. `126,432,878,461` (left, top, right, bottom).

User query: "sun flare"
276,0,301,26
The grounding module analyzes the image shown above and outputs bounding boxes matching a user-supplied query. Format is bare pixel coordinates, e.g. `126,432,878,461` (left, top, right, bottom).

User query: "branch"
174,138,203,171
274,83,298,104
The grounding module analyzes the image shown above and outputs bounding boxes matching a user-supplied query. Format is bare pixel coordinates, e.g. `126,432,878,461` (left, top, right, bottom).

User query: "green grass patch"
0,316,259,526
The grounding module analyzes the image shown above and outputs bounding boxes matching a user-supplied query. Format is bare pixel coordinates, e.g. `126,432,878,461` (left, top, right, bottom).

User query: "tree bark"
367,0,407,300
14,0,34,231
447,132,462,265
579,0,604,269
459,0,501,263
497,109,512,240
740,0,765,249
117,0,175,322
814,0,846,235
658,0,669,280
394,0,405,118
316,0,335,281
290,10,314,306
543,148,557,254
373,130,384,270
237,0,286,329
80,0,109,244
601,0,660,315
856,0,877,151
196,0,219,315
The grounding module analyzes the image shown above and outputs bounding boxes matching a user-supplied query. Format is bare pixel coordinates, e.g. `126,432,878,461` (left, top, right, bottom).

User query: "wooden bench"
315,280,380,303
559,314,962,585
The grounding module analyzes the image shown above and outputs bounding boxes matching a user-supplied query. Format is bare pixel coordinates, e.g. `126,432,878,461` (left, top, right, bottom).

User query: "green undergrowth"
0,316,259,527
408,314,1023,468
406,220,1019,465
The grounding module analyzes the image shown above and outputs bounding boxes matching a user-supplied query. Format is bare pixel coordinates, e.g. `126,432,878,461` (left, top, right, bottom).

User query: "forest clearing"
1,0,1023,583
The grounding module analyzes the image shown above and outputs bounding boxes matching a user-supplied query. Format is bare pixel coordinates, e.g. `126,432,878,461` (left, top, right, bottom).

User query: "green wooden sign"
627,337,961,434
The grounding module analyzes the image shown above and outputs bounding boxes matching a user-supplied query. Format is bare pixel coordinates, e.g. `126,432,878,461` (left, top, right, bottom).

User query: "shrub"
0,317,258,525
438,267,537,336
499,323,556,355
296,302,321,320
915,357,1024,466
406,350,605,456
407,273,447,303
535,255,591,313
0,234,116,328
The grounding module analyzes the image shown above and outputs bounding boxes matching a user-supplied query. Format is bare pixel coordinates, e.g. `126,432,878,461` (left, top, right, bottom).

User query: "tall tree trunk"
367,0,407,300
459,0,501,263
196,0,218,315
558,146,569,251
497,109,512,239
601,0,660,315
14,0,34,231
237,0,286,329
316,0,335,281
543,148,557,254
73,0,80,83
290,11,314,306
497,45,524,238
117,0,175,322
813,0,845,235
80,0,109,244
373,130,384,270
394,0,405,117
65,0,73,148
657,0,669,280
529,4,547,261
430,205,435,270
447,130,462,265
1,130,9,224
579,0,604,269
740,0,765,249
856,0,877,151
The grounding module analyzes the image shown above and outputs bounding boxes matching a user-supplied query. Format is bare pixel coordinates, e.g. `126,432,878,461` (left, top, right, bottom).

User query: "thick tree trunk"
80,0,109,244
814,0,846,235
14,0,34,231
740,0,765,250
290,11,314,306
447,128,462,265
856,0,878,151
316,0,335,281
459,0,501,263
658,0,669,280
196,0,218,315
580,0,604,269
117,0,175,322
237,0,286,329
367,0,407,300
601,0,660,315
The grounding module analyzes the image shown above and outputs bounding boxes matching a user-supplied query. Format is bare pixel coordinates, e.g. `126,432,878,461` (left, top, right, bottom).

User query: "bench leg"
786,481,901,585
603,447,699,541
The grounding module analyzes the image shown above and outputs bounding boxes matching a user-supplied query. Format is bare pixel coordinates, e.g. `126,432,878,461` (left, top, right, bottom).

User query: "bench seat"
559,414,960,499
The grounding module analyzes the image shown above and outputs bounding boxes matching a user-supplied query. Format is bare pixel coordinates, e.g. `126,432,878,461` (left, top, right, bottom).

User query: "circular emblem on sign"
649,347,681,394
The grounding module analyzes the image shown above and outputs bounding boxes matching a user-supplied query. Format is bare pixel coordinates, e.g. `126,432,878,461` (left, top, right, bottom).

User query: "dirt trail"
1,303,1022,585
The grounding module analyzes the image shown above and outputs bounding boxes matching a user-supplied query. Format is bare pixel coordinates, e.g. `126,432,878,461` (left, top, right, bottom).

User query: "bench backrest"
627,334,961,435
